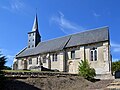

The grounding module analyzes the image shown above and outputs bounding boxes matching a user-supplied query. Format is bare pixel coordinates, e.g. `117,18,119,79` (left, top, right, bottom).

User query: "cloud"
50,11,85,34
111,42,120,52
1,0,25,13
92,11,100,17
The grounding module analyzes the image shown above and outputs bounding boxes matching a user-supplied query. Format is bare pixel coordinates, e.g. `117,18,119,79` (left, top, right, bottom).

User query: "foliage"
3,66,12,70
112,60,120,74
0,53,6,89
78,60,96,80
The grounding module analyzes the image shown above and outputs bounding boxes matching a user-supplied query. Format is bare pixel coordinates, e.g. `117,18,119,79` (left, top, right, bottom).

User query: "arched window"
94,49,97,61
43,56,46,63
52,54,54,61
90,47,97,61
90,51,93,61
29,58,32,64
55,54,57,61
71,51,75,59
52,53,57,61
36,57,38,64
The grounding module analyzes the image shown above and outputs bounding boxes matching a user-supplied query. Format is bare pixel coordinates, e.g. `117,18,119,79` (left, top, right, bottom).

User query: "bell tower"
28,14,41,48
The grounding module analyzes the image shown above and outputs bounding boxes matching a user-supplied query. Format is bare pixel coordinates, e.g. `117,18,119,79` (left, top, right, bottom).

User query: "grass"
2,70,61,73
3,70,41,73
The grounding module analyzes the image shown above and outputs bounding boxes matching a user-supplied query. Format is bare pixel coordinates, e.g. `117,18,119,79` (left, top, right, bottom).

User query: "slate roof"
16,27,109,58
66,27,109,47
16,35,71,58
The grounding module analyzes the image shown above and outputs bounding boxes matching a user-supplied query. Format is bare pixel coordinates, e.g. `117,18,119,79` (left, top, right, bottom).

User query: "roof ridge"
68,26,109,36
38,26,109,44
16,26,109,58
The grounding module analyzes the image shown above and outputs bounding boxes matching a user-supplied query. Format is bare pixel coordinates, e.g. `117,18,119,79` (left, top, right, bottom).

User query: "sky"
0,0,120,67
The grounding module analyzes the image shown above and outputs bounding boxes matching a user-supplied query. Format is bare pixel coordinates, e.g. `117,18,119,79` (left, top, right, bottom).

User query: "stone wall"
65,41,111,75
16,41,111,76
49,52,64,71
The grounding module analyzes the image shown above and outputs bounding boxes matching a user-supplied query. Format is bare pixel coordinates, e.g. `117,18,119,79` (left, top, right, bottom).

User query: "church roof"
66,27,109,47
16,26,109,58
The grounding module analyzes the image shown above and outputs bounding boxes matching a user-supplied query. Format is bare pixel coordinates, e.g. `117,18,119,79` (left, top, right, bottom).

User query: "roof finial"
35,8,38,17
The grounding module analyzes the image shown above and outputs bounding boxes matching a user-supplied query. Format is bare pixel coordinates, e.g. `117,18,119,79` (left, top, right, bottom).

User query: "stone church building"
13,15,112,76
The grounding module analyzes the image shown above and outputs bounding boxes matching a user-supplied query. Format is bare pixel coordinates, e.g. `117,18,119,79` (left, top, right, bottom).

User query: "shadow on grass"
3,79,41,90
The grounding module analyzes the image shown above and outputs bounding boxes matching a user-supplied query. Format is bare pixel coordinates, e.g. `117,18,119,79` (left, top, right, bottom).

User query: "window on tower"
29,34,31,37
28,45,30,48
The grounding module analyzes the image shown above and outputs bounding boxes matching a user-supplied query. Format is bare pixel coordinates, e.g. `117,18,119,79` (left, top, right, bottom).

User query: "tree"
112,60,120,74
78,59,96,80
0,53,6,89
4,66,12,70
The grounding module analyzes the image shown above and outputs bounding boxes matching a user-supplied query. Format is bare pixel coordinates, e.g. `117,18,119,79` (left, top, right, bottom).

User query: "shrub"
112,60,120,74
78,59,96,80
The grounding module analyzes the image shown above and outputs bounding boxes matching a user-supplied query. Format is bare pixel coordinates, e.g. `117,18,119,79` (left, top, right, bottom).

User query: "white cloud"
92,11,100,17
111,42,120,52
50,11,85,34
1,0,25,12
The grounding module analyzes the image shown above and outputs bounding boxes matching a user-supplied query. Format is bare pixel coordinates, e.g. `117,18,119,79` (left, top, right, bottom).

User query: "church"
13,14,112,77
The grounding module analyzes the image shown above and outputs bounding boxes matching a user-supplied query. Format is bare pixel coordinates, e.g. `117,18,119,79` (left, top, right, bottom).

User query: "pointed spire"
32,13,38,31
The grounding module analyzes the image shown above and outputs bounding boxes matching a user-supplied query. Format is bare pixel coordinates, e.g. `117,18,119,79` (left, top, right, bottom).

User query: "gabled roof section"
16,47,27,57
16,35,71,58
16,26,109,58
66,26,109,47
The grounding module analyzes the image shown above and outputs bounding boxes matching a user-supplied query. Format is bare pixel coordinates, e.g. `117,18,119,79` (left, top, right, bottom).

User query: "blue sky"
0,0,120,67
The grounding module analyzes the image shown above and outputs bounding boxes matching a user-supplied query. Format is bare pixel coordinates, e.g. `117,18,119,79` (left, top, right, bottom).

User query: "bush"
78,60,96,80
4,66,12,70
112,60,120,74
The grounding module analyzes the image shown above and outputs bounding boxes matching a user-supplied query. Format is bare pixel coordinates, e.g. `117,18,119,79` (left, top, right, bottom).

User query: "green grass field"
3,70,41,72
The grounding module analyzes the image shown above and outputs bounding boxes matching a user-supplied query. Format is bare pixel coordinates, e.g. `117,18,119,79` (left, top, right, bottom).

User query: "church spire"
32,13,38,31
27,13,41,49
